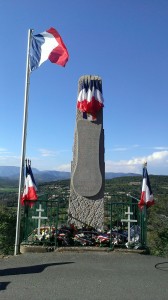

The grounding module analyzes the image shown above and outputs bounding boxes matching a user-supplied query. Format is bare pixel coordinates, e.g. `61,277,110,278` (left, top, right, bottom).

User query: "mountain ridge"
0,166,141,183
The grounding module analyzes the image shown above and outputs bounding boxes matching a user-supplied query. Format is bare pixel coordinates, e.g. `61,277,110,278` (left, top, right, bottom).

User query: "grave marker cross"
32,204,48,238
121,206,137,243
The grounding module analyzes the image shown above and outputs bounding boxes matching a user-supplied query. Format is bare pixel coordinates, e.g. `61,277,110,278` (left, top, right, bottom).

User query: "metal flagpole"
14,29,33,255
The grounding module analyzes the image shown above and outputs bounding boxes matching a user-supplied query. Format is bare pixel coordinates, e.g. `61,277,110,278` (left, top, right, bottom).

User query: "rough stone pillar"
68,75,105,230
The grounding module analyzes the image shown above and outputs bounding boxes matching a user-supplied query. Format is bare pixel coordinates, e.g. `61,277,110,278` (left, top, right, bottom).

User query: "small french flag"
138,164,154,209
30,27,69,71
21,161,38,208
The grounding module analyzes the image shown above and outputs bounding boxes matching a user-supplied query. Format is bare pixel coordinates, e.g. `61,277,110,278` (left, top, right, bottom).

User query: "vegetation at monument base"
0,176,168,257
105,176,168,257
0,206,17,255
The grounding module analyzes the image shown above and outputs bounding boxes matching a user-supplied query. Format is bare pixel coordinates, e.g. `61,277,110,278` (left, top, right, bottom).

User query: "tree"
0,205,17,255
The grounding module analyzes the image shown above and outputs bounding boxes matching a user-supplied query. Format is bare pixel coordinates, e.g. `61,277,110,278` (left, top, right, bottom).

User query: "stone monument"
68,75,105,229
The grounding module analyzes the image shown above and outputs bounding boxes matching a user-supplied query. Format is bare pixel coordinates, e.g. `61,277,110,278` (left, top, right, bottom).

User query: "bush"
0,205,17,255
147,197,168,258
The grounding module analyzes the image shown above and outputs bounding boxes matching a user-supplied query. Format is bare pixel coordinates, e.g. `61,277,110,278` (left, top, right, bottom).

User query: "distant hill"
105,172,141,179
0,166,141,184
0,166,70,183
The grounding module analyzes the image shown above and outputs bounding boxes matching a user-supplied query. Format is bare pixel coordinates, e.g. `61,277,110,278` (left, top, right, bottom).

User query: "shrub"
0,205,17,255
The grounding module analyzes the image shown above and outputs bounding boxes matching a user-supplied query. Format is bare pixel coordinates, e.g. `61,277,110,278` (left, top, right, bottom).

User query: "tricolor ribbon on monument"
15,27,69,255
77,78,104,121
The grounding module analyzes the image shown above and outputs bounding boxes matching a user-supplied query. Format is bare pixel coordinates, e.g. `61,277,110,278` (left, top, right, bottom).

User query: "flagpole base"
14,244,20,256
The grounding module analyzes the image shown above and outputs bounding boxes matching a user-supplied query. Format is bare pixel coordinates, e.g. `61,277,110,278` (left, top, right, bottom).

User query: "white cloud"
38,148,57,157
105,160,141,173
0,148,20,165
38,148,71,158
0,147,168,175
112,147,128,152
0,155,20,166
153,147,168,150
56,151,168,174
56,163,71,172
105,151,168,174
0,148,10,155
107,144,140,153
147,150,168,162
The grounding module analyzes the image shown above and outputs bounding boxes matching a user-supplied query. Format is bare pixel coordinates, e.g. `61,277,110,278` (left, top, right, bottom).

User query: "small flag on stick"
138,162,154,210
21,160,38,208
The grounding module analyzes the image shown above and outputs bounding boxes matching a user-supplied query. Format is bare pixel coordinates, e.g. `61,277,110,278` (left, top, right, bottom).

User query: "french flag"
77,78,104,119
21,162,38,207
30,27,69,71
138,165,154,209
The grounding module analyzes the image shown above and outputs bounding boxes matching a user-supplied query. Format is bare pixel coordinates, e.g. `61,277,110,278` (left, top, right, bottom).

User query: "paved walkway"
0,251,168,300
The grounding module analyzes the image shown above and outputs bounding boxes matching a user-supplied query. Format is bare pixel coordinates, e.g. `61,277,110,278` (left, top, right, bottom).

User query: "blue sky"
0,0,168,175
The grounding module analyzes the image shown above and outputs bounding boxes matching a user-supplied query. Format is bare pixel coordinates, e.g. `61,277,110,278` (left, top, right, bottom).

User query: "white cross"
121,206,137,243
32,204,48,238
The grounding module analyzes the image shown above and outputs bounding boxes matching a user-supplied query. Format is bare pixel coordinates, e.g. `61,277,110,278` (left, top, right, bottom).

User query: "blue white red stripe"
21,164,38,207
30,27,69,71
138,166,154,209
77,79,104,119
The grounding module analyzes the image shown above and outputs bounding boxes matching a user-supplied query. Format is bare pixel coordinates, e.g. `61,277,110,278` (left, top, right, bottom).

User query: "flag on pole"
138,163,154,209
30,27,69,71
77,78,104,120
15,27,69,255
21,161,38,207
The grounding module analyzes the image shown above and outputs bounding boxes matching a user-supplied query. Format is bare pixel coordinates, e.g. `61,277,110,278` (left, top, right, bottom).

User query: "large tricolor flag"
21,162,38,207
77,78,104,120
30,27,69,71
138,164,154,209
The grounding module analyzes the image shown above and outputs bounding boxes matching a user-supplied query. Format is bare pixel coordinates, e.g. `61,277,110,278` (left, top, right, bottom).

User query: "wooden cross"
121,206,137,243
32,204,48,238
